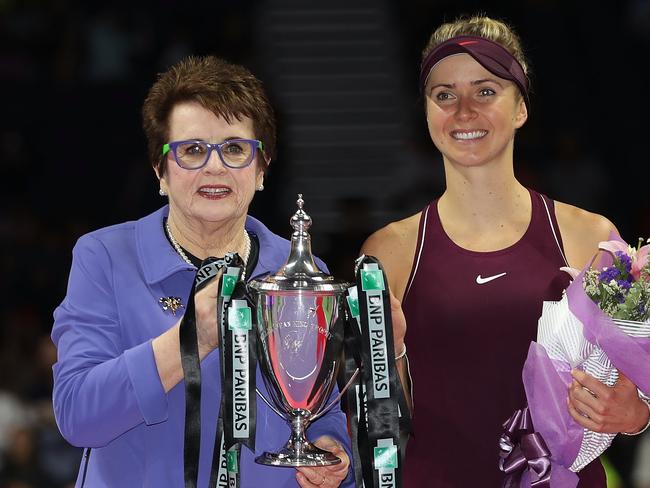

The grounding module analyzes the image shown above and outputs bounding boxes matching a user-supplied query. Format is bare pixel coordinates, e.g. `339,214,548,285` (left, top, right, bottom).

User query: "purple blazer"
52,206,353,487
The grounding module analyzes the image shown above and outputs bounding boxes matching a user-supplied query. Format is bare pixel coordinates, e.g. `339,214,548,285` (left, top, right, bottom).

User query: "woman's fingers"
568,369,649,433
194,269,224,355
296,471,326,488
295,436,350,487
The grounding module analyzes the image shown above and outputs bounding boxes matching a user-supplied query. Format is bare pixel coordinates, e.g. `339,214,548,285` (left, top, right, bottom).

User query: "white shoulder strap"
539,194,569,267
404,206,430,301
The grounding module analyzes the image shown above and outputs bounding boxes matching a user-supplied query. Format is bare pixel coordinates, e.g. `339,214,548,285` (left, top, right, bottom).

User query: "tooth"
454,130,486,140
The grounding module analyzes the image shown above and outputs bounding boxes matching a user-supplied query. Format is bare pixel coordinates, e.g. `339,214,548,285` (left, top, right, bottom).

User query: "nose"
455,96,477,122
202,146,228,173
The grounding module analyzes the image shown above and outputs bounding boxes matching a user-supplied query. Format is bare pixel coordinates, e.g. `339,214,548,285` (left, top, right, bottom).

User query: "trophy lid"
248,194,349,292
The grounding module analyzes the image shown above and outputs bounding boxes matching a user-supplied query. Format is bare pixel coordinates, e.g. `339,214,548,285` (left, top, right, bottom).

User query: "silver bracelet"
395,344,407,361
622,397,650,436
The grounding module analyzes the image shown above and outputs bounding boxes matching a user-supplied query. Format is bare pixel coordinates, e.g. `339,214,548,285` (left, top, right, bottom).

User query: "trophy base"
255,445,341,467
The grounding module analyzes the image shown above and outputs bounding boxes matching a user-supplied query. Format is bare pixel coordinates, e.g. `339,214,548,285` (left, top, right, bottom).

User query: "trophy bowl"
249,195,350,467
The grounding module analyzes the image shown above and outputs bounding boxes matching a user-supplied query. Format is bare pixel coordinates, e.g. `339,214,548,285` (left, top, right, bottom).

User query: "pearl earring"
159,188,167,196
257,183,264,191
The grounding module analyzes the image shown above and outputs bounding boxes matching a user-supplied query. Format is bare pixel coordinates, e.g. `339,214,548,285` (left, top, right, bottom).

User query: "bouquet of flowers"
579,238,650,321
499,236,650,488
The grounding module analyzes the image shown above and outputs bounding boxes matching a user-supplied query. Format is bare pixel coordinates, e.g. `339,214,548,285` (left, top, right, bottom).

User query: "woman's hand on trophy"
194,269,223,359
295,436,350,487
390,292,406,357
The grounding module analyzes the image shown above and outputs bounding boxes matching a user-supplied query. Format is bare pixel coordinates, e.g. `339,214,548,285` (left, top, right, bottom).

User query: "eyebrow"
428,78,505,91
181,136,245,143
472,78,504,87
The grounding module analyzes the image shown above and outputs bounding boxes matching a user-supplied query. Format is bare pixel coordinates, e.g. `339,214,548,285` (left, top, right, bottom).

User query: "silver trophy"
249,194,354,467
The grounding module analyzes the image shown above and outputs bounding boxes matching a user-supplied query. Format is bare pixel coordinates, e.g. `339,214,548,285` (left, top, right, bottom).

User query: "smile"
451,130,487,140
198,186,231,198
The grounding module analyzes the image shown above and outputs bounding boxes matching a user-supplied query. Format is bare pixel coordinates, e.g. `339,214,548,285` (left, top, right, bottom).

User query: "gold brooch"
159,296,184,316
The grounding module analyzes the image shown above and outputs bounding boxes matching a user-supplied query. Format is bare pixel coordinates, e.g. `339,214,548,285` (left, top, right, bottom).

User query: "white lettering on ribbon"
230,299,250,439
366,290,389,399
217,434,229,488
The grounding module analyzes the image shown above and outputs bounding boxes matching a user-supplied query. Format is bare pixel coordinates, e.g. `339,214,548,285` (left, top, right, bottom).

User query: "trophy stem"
289,412,309,457
254,410,342,467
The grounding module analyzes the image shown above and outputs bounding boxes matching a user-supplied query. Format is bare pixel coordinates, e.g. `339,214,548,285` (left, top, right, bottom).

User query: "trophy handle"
309,367,360,423
256,388,289,420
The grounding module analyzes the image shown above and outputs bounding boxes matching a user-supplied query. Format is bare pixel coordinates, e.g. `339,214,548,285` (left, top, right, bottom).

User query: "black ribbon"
341,287,372,486
208,422,243,488
180,254,250,488
210,263,249,488
340,255,411,488
220,275,257,453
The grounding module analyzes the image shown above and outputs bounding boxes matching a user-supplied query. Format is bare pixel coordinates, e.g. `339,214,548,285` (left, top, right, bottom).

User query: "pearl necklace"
165,220,251,279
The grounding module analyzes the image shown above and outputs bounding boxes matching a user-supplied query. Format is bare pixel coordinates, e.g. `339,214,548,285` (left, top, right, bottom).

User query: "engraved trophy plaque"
249,194,351,467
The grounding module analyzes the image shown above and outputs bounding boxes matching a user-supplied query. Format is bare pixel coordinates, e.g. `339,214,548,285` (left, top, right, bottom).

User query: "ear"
154,165,168,193
256,166,265,188
262,151,272,170
258,154,271,177
514,98,528,129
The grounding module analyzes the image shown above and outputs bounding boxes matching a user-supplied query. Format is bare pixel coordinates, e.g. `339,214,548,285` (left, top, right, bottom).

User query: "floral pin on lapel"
159,296,184,316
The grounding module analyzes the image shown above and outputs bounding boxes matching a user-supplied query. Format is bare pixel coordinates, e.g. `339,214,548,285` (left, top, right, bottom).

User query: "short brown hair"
422,15,530,77
142,56,276,177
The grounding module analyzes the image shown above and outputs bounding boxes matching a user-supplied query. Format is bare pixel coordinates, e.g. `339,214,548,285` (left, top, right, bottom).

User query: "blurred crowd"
1,1,649,487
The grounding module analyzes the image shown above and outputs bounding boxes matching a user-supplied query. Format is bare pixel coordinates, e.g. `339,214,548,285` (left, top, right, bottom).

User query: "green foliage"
583,260,650,322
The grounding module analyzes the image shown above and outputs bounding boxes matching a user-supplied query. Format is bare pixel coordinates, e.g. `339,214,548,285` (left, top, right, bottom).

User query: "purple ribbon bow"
499,407,552,488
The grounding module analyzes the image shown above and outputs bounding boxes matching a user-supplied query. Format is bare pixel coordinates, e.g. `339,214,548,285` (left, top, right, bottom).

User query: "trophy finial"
291,193,312,234
249,193,348,291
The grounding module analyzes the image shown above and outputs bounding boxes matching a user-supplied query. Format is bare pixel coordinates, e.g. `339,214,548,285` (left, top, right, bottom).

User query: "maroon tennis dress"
402,189,606,487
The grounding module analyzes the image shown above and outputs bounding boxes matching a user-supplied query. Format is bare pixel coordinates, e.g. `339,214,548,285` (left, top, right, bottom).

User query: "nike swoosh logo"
476,272,507,284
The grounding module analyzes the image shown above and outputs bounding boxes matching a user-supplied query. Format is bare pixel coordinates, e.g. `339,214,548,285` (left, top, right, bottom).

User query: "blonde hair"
422,15,530,76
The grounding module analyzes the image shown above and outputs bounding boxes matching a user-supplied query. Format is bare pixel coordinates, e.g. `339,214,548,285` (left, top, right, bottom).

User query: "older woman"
362,15,650,487
52,56,351,488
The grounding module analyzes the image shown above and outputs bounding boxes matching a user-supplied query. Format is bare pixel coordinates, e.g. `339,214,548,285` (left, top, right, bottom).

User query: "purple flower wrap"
566,273,650,394
521,343,580,488
518,267,650,486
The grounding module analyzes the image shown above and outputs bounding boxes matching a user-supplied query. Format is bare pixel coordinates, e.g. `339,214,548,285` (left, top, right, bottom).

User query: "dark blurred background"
1,0,649,486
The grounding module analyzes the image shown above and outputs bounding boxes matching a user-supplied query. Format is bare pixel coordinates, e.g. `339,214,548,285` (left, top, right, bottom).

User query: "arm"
52,235,221,447
389,293,412,414
359,215,419,414
152,275,221,392
52,235,168,447
555,202,650,433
